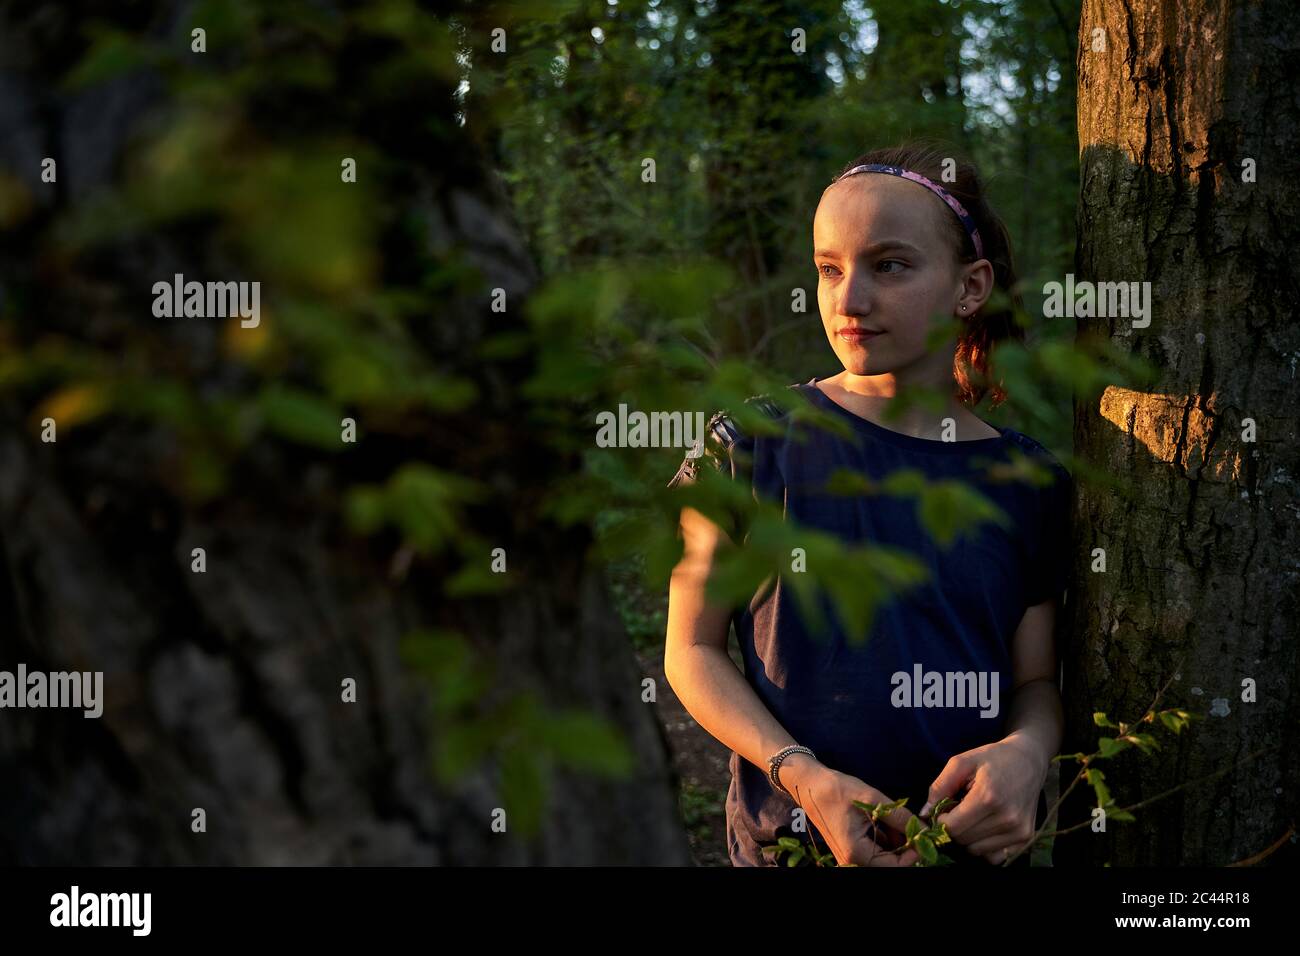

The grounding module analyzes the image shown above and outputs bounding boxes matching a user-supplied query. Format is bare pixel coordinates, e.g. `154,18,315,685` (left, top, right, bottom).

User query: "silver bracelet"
767,745,816,796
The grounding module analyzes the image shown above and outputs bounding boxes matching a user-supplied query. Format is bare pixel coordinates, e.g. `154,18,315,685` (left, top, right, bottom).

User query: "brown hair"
829,141,1024,408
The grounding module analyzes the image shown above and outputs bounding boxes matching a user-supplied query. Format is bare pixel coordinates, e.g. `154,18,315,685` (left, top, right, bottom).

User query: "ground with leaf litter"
636,640,737,867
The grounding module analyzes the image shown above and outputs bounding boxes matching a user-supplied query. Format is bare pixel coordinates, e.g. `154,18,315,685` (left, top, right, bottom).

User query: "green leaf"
398,630,486,716
536,710,634,777
823,469,878,496
499,743,547,838
930,796,959,818
1085,767,1112,808
1052,751,1088,765
64,29,151,90
870,796,907,822
344,486,386,533
1093,711,1117,729
916,479,1009,548
443,557,513,597
1096,737,1129,758
435,719,499,781
1158,709,1192,734
1123,732,1160,754
258,385,344,450
345,464,482,554
321,351,389,404
915,835,938,865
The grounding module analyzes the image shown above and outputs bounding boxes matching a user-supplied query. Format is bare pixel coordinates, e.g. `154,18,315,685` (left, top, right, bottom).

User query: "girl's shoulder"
666,385,800,489
997,427,1072,480
705,388,798,446
994,429,1073,538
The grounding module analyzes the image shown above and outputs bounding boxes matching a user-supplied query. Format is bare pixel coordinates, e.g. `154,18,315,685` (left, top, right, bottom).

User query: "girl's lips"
838,328,884,341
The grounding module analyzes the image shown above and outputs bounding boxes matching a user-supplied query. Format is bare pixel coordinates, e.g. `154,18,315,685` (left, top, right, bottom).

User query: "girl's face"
813,175,968,384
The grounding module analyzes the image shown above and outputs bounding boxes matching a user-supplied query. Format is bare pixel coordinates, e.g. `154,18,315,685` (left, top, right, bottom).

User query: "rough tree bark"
0,3,690,865
1060,0,1299,864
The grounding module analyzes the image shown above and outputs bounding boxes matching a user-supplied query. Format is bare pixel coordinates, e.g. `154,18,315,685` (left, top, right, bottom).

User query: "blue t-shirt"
669,377,1071,866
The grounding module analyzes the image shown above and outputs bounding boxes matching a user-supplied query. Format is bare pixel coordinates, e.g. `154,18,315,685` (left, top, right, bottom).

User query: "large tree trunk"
0,3,690,865
1061,0,1299,865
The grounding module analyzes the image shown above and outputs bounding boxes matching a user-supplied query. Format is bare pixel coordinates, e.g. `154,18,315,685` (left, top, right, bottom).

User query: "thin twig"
1004,660,1186,866
749,317,811,358
1045,743,1279,842
1228,822,1296,867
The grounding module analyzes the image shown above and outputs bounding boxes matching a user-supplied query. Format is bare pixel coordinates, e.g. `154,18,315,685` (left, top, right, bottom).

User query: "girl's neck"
818,371,995,440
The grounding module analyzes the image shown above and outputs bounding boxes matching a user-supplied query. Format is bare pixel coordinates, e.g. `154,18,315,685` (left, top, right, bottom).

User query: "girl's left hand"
919,734,1048,864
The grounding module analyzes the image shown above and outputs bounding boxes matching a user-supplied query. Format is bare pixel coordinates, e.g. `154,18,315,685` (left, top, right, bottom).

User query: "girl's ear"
956,259,995,316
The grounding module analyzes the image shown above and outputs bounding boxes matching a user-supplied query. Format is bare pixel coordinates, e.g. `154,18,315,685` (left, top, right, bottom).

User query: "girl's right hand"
780,757,920,867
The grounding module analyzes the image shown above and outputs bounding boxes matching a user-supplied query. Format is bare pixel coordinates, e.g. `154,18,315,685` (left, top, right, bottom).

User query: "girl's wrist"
776,751,824,796
1002,729,1054,776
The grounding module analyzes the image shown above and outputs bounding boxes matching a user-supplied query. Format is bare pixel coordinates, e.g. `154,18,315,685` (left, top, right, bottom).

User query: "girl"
664,143,1072,867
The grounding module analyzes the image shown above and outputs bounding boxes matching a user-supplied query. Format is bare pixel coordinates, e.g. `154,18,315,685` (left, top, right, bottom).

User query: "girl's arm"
664,503,919,866
1002,599,1064,767
663,504,807,784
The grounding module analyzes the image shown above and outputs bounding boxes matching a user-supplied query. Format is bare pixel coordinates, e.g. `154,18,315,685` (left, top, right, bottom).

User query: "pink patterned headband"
835,163,985,260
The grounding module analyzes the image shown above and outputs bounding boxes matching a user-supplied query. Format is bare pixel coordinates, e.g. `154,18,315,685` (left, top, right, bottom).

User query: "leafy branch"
759,666,1282,867
762,796,960,867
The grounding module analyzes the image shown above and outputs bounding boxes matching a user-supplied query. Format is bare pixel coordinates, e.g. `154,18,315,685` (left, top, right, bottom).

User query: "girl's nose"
838,270,874,315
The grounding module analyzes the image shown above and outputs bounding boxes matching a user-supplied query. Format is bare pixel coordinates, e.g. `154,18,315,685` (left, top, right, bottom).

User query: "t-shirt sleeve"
666,410,752,490
1023,459,1073,607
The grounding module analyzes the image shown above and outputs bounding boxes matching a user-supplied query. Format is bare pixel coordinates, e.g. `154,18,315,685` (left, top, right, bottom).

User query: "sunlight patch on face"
814,174,959,267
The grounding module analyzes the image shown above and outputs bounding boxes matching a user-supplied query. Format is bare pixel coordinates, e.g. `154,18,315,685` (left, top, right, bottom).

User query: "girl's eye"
817,261,905,277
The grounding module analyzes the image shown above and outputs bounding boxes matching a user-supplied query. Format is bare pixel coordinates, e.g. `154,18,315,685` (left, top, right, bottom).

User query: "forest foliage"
0,0,1163,838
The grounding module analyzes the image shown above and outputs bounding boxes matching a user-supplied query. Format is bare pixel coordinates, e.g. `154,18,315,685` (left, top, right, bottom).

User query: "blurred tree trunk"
0,2,690,865
700,0,835,357
869,0,966,121
1060,0,1299,865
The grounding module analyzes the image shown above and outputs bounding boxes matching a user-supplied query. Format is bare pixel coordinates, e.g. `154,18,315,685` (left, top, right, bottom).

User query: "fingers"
851,786,920,839
944,799,1011,846
848,791,922,866
967,830,1035,864
920,754,976,818
968,842,1023,866
932,773,998,840
878,802,918,841
847,832,917,867
868,818,907,851
803,784,875,867
939,784,1033,847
